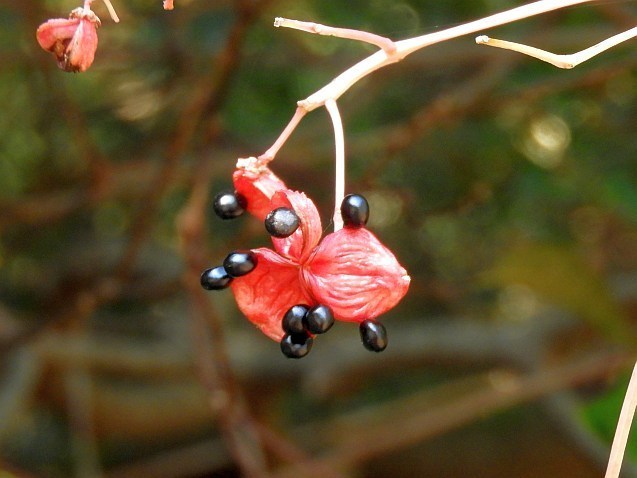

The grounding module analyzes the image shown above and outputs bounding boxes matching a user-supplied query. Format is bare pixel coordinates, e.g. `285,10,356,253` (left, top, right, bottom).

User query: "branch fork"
261,0,637,265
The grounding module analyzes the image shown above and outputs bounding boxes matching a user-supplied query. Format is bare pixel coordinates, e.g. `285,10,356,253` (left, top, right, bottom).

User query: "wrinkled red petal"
304,228,410,322
230,248,311,341
36,8,100,73
233,158,287,221
36,18,80,52
63,18,98,72
270,190,322,263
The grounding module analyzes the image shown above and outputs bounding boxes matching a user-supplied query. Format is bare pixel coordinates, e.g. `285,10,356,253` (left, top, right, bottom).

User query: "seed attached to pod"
303,304,335,334
282,304,309,335
280,332,314,359
265,207,300,238
223,250,257,277
213,191,246,220
359,319,388,352
200,266,233,290
341,194,369,227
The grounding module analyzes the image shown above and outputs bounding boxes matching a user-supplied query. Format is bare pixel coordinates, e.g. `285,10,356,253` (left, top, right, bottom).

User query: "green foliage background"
1,0,637,476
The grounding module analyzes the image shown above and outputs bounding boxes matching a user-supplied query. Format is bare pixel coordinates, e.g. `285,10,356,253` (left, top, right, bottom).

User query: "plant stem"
101,0,120,22
262,0,598,161
476,26,637,69
605,360,637,478
274,17,396,53
300,0,596,111
258,106,307,164
325,99,345,231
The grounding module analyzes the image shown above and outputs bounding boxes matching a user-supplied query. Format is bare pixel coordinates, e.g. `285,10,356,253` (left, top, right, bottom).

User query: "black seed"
280,332,314,359
265,207,300,238
200,266,233,290
283,304,309,334
341,194,369,227
213,191,246,219
304,305,335,334
359,320,388,352
223,250,257,277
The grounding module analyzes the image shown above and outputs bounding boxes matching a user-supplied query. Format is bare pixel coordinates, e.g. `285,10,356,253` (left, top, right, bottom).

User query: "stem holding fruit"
101,0,119,23
325,99,345,232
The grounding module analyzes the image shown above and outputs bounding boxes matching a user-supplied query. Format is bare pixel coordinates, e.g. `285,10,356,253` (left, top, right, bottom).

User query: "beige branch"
261,0,598,160
325,99,345,232
476,26,637,69
274,17,396,53
605,360,637,478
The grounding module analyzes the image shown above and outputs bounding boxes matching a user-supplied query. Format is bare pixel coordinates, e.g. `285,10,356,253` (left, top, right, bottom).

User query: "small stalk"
325,99,345,232
476,27,637,69
605,360,637,478
101,0,120,22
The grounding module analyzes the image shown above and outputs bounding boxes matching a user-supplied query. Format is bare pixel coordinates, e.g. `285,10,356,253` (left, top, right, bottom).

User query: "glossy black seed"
282,304,309,335
265,207,300,238
200,266,232,290
280,332,314,359
223,250,257,277
359,319,388,352
340,194,369,227
303,305,334,334
213,191,246,220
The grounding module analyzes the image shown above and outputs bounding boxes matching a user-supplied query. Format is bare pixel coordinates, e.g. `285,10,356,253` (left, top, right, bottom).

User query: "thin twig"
101,0,120,22
325,99,345,231
274,17,396,53
258,106,307,163
605,360,637,478
476,26,637,69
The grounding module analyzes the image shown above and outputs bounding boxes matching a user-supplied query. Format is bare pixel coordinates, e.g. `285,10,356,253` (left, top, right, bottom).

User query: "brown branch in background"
360,51,635,190
270,350,630,477
64,359,103,477
597,2,637,29
6,1,275,473
176,1,343,473
175,0,280,476
361,56,516,186
115,0,269,281
256,424,347,478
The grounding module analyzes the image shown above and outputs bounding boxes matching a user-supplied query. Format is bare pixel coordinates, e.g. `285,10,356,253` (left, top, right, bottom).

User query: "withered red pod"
36,7,101,73
228,164,410,341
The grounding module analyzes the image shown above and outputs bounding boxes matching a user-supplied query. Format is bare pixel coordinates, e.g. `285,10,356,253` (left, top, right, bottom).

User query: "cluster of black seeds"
202,191,255,289
203,189,390,355
200,249,258,290
280,304,334,358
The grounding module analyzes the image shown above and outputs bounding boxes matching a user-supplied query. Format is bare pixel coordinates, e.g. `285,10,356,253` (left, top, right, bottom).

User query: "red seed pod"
230,184,410,341
233,158,287,221
36,7,101,73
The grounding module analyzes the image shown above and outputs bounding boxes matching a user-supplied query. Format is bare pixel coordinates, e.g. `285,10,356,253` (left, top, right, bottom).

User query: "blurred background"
2,0,637,476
